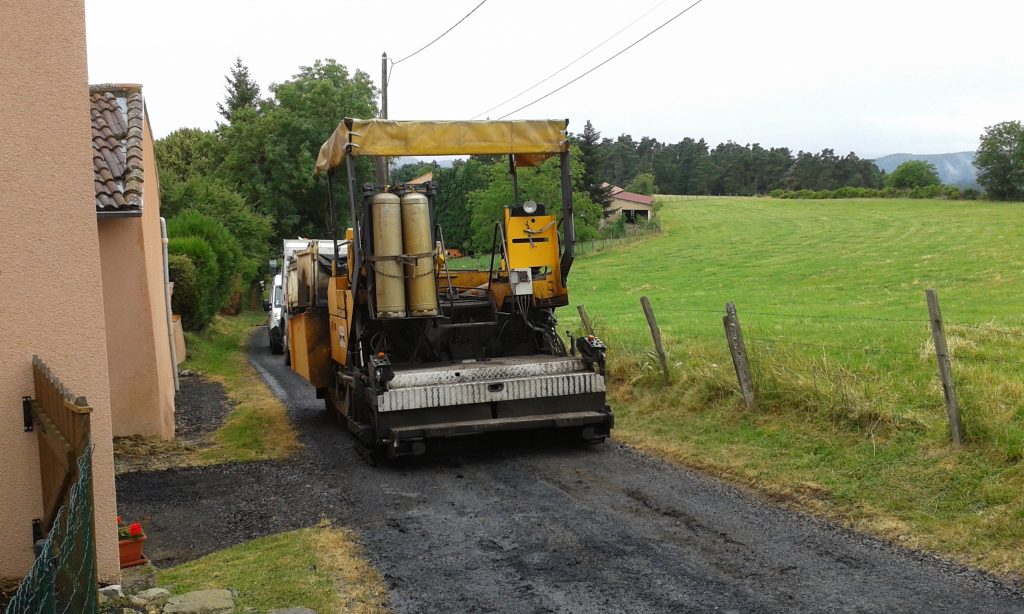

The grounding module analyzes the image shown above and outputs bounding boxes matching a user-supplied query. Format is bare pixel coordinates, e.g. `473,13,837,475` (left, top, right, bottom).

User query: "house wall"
0,0,120,582
100,114,176,439
607,198,654,221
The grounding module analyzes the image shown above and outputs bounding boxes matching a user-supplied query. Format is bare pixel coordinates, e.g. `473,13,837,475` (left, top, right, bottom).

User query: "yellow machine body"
287,311,332,388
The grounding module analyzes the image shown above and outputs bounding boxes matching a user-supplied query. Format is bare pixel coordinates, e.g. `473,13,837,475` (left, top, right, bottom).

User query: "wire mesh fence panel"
5,443,97,614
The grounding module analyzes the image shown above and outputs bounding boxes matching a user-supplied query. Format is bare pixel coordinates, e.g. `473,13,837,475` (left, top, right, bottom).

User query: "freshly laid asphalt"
115,327,1024,613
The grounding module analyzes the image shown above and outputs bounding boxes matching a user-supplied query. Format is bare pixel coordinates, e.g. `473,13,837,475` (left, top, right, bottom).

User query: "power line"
497,0,707,119
471,0,674,120
391,0,489,70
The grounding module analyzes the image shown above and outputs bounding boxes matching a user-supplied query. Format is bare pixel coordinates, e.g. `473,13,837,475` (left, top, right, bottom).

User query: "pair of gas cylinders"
371,191,439,318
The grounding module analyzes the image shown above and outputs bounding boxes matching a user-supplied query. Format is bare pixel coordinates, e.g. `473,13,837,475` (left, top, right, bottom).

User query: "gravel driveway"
115,327,1024,613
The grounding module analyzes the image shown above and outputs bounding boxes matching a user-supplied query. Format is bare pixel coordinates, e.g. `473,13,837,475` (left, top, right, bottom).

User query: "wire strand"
498,0,706,119
746,336,923,357
391,0,489,68
472,0,674,119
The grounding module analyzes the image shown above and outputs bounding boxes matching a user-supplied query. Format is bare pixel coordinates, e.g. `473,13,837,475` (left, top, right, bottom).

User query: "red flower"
117,515,123,525
128,522,143,536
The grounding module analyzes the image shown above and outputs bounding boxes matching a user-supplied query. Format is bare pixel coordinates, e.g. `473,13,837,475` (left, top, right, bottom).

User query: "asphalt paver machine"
286,118,612,460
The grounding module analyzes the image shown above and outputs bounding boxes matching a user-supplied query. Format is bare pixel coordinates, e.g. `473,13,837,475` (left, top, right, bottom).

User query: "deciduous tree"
218,59,378,238
885,160,941,189
975,120,1024,200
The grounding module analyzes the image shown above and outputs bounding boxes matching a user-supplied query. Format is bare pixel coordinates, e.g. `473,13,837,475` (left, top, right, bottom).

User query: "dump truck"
285,118,612,460
280,238,335,365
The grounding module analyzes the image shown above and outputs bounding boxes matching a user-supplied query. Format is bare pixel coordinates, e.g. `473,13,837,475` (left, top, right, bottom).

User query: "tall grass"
567,197,1024,576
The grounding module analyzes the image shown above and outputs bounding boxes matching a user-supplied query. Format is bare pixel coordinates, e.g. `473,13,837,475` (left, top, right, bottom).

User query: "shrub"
168,236,220,330
164,176,273,284
167,211,243,317
602,214,627,239
167,253,201,330
769,189,785,199
910,184,942,199
942,185,962,200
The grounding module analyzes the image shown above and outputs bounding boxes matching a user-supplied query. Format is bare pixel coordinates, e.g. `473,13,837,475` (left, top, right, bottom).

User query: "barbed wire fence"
575,289,1024,445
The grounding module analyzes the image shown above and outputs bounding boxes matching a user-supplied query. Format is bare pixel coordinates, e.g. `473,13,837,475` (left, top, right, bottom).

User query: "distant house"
91,84,179,440
407,170,434,185
602,182,655,223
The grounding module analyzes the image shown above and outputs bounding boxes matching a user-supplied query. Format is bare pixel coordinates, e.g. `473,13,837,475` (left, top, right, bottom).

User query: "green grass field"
565,197,1024,576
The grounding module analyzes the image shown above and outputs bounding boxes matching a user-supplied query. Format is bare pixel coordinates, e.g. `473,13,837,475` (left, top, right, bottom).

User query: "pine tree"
217,58,261,122
576,120,613,209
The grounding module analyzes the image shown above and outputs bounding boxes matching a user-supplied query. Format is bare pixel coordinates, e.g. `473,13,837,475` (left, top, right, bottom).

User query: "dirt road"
115,329,1024,613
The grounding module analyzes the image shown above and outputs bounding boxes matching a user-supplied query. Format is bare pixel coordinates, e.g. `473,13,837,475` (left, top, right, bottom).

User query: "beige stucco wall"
0,0,120,582
100,113,176,439
607,197,654,221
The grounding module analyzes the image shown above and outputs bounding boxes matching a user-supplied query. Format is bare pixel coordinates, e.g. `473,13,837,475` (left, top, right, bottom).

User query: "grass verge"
114,311,299,472
158,522,388,613
570,196,1024,579
186,311,300,464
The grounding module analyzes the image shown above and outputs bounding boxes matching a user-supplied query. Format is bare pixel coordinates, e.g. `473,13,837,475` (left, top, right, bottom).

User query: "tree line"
157,58,608,329
574,119,1024,202
157,58,379,329
574,120,885,198
157,57,1024,330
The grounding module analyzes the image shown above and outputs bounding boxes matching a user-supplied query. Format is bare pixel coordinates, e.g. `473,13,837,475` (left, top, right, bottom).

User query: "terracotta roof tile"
89,84,145,212
611,190,655,206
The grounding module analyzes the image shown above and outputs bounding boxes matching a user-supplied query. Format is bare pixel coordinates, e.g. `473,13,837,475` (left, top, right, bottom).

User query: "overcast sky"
85,0,1023,159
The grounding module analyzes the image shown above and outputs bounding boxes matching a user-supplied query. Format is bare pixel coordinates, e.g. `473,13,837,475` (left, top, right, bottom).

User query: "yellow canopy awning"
315,118,569,174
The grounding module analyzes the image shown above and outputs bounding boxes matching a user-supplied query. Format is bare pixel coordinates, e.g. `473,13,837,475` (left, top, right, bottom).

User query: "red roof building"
603,184,655,222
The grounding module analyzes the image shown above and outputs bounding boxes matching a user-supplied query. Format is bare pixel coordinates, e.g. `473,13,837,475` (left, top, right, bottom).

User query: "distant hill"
873,152,979,188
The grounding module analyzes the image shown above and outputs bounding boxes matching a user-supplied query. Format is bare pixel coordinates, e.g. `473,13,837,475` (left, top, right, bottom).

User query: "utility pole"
381,52,389,121
375,52,389,185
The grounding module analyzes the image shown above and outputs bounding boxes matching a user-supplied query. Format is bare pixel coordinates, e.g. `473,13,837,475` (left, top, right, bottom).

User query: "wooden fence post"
577,304,595,337
723,302,756,410
640,296,670,385
926,288,964,445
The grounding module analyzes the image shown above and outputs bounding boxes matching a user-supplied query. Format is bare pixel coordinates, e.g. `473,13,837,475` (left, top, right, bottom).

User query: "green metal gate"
5,444,98,614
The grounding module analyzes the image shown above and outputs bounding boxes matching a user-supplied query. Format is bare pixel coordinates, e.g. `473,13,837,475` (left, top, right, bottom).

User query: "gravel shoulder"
113,374,233,475
114,327,1024,613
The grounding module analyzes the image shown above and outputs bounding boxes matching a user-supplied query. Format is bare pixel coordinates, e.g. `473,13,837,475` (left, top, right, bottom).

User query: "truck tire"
269,328,284,355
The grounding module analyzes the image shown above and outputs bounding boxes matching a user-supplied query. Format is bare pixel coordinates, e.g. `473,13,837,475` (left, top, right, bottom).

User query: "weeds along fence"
578,289,1024,454
576,226,660,256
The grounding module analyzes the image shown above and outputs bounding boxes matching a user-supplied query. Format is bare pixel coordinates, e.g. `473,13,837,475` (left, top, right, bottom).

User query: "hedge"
168,236,220,331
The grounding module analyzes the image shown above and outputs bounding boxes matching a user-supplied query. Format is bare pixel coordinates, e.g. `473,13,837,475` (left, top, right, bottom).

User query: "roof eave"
97,209,143,219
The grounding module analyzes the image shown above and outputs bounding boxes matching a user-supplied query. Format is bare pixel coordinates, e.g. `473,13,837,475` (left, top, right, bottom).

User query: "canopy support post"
508,155,520,207
559,150,575,283
346,156,361,297
326,169,339,276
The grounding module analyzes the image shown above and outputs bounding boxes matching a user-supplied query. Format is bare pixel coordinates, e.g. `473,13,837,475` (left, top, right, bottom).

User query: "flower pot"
118,536,147,569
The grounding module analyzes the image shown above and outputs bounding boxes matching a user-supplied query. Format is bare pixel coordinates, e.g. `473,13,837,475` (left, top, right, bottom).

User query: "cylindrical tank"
371,192,406,318
401,192,439,317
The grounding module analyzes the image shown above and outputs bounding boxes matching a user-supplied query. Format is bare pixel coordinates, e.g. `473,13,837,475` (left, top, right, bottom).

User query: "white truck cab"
266,273,284,354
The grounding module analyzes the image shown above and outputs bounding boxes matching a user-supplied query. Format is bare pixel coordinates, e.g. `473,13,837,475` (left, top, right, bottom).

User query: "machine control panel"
510,268,533,296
